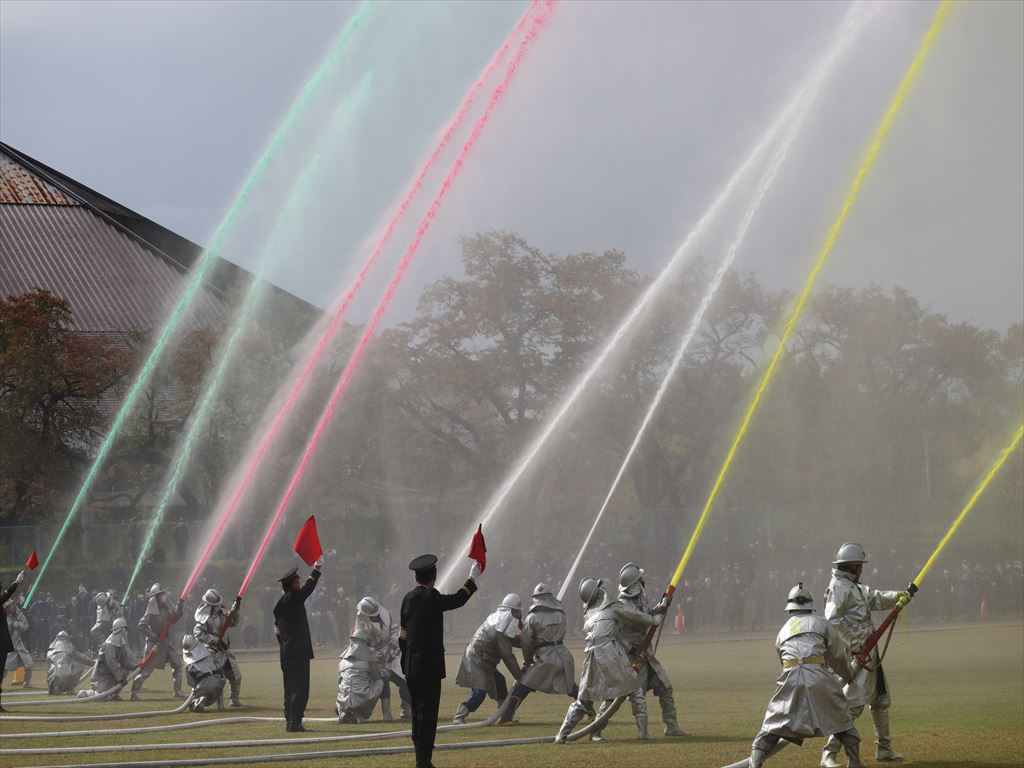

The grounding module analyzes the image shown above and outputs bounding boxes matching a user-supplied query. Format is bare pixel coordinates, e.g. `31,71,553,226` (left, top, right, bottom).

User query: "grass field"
1,621,1021,768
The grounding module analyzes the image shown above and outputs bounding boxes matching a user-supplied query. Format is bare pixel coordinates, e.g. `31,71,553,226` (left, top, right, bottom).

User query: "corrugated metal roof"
0,205,224,332
0,153,80,206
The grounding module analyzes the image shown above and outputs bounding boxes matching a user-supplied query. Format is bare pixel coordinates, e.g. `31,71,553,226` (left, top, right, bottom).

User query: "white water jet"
556,0,878,600
438,2,878,590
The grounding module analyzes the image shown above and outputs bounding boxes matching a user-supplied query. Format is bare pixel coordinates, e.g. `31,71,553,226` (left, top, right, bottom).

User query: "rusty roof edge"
0,141,321,317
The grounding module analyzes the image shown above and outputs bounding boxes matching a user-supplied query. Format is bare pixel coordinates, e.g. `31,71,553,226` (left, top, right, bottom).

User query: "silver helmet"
618,562,644,592
579,578,604,607
112,617,129,631
785,582,814,612
182,634,197,653
833,542,868,565
147,583,167,599
56,630,71,639
357,596,380,618
202,589,223,606
532,582,552,598
500,593,522,611
94,592,109,607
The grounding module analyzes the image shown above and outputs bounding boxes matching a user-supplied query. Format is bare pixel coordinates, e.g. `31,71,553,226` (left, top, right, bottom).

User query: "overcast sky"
2,0,1021,331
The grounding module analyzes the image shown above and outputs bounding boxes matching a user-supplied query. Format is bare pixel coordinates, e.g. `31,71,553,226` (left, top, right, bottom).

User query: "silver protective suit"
518,593,574,694
336,633,385,722
822,568,902,762
90,593,124,646
454,606,522,699
577,596,654,701
194,600,242,693
4,606,33,679
367,605,403,679
182,636,225,710
47,635,92,694
758,612,855,740
90,628,135,698
132,596,184,696
619,581,679,728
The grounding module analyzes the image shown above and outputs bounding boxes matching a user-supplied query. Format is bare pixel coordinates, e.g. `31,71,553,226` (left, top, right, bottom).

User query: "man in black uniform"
400,554,480,768
273,558,322,732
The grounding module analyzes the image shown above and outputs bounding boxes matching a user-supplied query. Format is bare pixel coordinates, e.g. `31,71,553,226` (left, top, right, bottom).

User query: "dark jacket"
1,582,18,657
399,579,476,681
273,570,321,665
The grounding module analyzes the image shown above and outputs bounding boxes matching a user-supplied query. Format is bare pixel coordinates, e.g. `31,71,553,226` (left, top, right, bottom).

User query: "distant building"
0,142,318,534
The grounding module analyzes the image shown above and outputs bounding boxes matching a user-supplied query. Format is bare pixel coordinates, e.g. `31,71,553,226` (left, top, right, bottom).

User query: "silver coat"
4,607,33,673
139,598,183,667
91,630,135,694
336,636,384,721
47,637,92,694
578,598,655,701
183,640,224,703
619,587,672,691
455,607,522,698
194,603,241,681
518,595,574,694
759,612,854,739
824,568,899,709
363,606,403,678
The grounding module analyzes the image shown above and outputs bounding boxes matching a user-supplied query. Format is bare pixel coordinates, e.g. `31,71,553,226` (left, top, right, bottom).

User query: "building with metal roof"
0,141,316,334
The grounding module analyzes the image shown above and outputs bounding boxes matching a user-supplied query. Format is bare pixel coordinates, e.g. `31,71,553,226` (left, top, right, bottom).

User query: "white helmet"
202,589,223,606
532,582,551,598
500,593,522,611
357,596,380,618
785,582,814,612
618,562,644,592
112,617,128,631
579,578,604,607
148,583,166,599
833,542,868,565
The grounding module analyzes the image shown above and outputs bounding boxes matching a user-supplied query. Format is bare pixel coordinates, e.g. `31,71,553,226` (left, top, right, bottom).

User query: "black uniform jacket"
399,579,477,681
273,569,321,663
1,582,18,657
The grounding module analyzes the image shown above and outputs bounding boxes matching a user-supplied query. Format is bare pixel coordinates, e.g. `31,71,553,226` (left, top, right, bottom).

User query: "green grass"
1,621,1021,767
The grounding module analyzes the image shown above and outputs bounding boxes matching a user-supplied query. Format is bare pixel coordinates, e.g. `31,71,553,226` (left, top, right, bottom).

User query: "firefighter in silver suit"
131,583,185,700
452,593,523,724
89,617,135,700
194,588,243,706
182,634,225,712
618,562,686,737
356,596,410,721
46,630,93,694
820,543,912,767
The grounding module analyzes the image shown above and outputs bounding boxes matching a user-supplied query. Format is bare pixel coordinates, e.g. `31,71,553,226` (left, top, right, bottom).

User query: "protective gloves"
314,557,324,570
469,561,483,580
896,591,912,608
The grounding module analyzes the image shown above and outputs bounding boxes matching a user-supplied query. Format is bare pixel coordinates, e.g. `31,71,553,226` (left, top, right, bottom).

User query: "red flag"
468,524,486,572
294,516,323,566
25,550,39,570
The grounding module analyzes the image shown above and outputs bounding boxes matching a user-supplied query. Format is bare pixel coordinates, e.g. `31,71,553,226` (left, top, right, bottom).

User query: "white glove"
652,613,663,626
314,557,324,569
15,570,26,584
469,561,483,580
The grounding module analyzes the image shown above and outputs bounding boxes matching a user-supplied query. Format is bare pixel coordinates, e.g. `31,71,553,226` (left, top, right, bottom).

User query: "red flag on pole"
294,516,323,566
25,550,39,570
468,524,486,572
